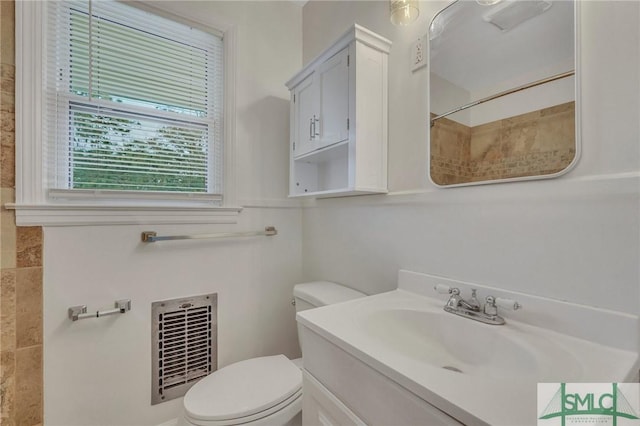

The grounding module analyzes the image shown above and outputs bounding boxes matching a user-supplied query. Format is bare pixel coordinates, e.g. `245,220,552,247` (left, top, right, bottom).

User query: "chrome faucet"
434,285,521,326
445,288,480,312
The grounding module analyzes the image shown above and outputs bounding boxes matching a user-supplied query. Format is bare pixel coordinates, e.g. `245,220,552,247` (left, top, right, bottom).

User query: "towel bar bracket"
68,305,87,321
141,231,157,242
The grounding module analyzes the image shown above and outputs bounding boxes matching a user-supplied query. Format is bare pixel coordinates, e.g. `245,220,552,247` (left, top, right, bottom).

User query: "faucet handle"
484,296,498,316
495,297,522,311
484,296,521,317
434,284,453,294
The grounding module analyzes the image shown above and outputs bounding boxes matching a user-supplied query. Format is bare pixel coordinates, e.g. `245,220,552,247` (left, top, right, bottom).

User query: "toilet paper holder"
68,299,131,321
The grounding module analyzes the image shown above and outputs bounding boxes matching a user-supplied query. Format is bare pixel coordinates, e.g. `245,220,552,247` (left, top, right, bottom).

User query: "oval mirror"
428,0,579,186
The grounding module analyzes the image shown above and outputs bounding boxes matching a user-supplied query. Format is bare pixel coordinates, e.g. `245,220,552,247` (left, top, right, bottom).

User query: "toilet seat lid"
184,355,302,422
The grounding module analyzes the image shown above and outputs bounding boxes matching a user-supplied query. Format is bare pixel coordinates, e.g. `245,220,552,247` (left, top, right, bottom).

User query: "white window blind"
46,0,224,199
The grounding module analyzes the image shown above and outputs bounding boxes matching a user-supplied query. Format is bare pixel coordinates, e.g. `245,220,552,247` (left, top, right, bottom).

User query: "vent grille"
152,293,217,405
483,1,552,32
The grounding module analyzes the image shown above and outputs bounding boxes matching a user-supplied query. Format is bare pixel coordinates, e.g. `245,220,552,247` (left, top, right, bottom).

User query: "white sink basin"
361,307,581,380
297,286,639,425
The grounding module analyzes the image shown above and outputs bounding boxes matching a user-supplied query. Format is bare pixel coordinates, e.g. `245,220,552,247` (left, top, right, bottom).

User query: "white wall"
43,2,303,425
301,0,639,319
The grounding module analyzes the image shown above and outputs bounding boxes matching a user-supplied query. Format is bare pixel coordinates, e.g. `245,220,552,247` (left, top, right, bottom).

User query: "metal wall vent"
151,293,217,405
483,1,552,32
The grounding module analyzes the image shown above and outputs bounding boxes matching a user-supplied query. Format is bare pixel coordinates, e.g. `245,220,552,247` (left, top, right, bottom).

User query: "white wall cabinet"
286,25,391,197
293,48,349,158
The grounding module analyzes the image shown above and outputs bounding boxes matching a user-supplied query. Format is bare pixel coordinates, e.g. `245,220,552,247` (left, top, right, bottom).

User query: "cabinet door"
302,371,365,426
317,47,349,149
293,73,319,158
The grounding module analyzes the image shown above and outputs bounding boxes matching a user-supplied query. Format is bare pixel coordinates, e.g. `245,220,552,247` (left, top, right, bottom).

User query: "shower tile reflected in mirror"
431,102,575,185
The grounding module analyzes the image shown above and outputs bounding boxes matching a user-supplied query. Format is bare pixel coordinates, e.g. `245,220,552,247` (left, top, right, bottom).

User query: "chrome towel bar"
68,299,131,322
141,226,278,243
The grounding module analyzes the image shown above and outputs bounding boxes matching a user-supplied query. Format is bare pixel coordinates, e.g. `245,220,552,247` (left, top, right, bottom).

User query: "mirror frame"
427,0,581,188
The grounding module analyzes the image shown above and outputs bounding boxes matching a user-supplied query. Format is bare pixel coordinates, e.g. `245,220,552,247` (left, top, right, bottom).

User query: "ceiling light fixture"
389,0,419,26
476,0,503,6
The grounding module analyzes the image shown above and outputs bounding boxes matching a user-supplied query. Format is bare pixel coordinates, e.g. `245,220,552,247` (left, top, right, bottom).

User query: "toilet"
180,281,366,426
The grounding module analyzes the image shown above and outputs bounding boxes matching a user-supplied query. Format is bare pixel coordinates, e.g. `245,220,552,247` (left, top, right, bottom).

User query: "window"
14,0,238,225
48,0,223,198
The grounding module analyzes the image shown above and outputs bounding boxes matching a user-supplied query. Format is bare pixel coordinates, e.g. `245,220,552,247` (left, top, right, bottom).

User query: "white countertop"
297,289,639,425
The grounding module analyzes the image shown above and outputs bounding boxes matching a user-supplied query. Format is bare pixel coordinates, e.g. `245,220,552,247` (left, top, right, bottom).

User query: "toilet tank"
293,281,366,312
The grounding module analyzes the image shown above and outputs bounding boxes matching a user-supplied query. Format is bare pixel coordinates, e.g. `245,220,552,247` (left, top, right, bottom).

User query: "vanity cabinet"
302,371,365,426
286,25,391,197
299,325,463,426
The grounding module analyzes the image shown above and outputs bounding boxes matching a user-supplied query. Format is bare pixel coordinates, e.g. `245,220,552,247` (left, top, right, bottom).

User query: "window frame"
13,0,240,226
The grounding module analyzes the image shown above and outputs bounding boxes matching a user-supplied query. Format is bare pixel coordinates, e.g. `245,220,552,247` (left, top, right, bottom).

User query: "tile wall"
0,1,44,425
431,101,576,185
429,114,472,185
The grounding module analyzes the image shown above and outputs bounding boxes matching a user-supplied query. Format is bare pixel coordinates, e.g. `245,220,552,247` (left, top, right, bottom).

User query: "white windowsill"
6,203,243,226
